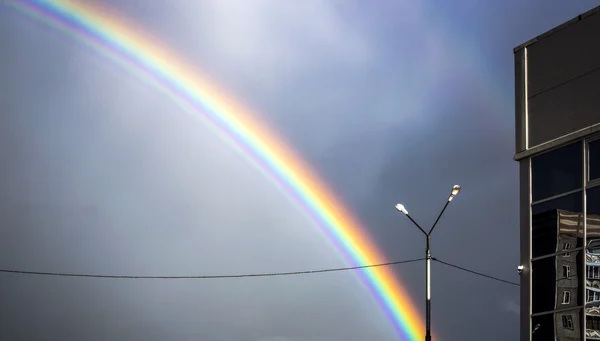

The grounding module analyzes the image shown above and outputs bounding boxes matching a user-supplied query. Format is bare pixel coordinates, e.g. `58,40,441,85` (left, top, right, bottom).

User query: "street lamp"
395,185,461,341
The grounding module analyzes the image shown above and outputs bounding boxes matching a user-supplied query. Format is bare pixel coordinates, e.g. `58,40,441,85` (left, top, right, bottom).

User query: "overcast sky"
2,1,600,340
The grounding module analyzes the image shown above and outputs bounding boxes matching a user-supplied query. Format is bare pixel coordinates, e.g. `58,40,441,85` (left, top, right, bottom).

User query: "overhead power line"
0,258,520,287
433,258,519,287
0,258,425,279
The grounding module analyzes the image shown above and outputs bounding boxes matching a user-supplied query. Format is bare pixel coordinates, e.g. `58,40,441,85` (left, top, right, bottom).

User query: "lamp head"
395,204,408,215
448,185,461,201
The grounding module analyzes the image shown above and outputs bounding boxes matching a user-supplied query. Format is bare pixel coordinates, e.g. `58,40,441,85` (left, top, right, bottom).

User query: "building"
514,5,600,341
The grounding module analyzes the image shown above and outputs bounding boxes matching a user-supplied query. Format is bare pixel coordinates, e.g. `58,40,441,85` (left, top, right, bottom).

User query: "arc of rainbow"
11,1,426,339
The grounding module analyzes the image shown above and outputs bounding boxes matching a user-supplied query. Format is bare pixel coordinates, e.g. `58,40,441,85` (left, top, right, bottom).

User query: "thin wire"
0,258,425,279
0,257,520,286
433,258,519,287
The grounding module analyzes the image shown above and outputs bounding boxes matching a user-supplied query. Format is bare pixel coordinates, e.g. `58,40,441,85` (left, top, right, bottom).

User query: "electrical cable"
0,257,425,279
433,257,519,287
0,257,520,287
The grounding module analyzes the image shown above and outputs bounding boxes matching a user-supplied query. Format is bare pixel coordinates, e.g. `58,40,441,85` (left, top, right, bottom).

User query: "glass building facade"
529,140,600,340
514,5,600,341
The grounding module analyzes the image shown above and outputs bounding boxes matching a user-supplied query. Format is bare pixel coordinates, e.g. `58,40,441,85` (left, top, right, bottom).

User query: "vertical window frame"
562,290,571,305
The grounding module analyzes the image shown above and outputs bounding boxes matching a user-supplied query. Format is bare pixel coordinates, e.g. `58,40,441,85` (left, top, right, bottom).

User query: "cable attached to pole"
0,258,425,279
0,257,520,287
433,258,519,287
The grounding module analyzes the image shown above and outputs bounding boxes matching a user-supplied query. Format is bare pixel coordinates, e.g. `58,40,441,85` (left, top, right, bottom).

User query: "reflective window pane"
532,313,554,341
587,314,600,340
532,141,582,202
532,309,583,341
532,252,583,314
589,139,600,181
557,309,583,341
587,187,600,246
587,184,600,339
559,250,583,308
532,191,583,258
532,257,556,313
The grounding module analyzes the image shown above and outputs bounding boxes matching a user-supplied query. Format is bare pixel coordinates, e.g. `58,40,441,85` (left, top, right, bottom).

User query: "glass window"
589,139,600,181
532,191,583,215
532,141,582,202
563,242,572,257
588,288,600,304
587,315,600,338
587,266,600,280
562,314,574,330
532,309,583,341
531,192,583,258
532,256,556,313
586,187,600,340
556,309,583,340
562,290,571,304
587,187,600,252
532,252,583,314
563,265,571,278
532,313,554,341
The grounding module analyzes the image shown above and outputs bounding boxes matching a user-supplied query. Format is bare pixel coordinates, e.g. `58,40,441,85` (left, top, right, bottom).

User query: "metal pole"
428,200,450,237
425,234,431,341
398,186,459,341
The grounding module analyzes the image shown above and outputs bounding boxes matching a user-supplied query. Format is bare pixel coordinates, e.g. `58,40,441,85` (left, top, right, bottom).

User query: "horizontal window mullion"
588,179,600,189
532,188,583,206
532,247,585,262
531,305,584,317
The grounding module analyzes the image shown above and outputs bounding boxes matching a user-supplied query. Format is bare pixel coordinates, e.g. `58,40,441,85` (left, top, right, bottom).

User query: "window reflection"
532,252,583,314
587,186,600,216
532,191,583,215
589,139,600,181
532,141,582,202
532,257,556,314
532,313,553,341
557,309,583,340
586,186,600,339
531,192,583,258
532,309,583,341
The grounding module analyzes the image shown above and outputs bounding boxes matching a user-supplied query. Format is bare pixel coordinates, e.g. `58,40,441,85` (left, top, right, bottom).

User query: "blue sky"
1,1,600,340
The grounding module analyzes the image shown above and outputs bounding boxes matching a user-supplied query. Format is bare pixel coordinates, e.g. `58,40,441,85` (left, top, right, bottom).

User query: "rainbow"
9,1,427,339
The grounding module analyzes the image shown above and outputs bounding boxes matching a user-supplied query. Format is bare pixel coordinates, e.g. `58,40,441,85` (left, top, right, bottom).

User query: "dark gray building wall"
527,10,600,97
516,7,600,151
515,5,600,341
528,68,600,148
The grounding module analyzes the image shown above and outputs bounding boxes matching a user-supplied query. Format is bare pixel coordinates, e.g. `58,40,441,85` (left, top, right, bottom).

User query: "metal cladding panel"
527,10,600,98
528,69,600,147
521,9,600,149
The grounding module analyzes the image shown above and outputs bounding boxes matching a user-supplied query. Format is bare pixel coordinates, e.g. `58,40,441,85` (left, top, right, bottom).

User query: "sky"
1,1,600,340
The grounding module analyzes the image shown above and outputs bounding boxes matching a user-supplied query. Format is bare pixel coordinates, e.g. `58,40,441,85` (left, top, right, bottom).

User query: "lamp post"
395,185,461,341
